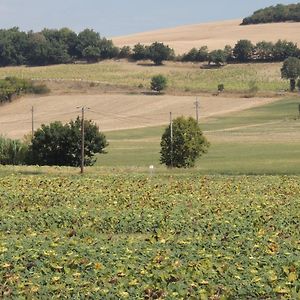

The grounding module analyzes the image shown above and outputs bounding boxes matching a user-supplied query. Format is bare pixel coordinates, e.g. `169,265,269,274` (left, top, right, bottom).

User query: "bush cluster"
0,77,49,104
241,3,300,25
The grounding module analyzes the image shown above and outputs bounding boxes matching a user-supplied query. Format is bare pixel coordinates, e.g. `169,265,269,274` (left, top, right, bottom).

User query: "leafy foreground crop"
0,175,299,299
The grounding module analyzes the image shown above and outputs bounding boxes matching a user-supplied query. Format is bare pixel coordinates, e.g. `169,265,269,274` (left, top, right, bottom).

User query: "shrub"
0,136,28,165
151,75,167,93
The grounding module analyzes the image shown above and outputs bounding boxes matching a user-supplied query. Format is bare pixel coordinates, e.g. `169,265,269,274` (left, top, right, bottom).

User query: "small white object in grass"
149,165,154,175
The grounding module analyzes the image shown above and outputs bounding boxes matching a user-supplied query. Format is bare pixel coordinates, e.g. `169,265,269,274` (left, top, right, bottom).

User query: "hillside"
0,94,277,139
112,19,300,54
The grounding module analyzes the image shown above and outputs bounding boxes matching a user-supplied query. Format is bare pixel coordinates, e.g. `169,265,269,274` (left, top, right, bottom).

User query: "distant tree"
196,46,209,62
0,28,28,66
281,57,300,91
98,38,119,59
208,49,227,66
118,46,131,59
160,116,209,168
182,48,198,62
151,75,167,93
223,45,233,61
132,43,149,60
233,40,254,62
182,46,209,62
28,118,108,166
82,46,101,63
76,29,101,58
148,42,174,65
255,41,274,61
273,40,299,61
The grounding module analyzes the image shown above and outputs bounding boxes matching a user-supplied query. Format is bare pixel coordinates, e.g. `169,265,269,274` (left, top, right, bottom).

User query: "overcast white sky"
0,0,296,37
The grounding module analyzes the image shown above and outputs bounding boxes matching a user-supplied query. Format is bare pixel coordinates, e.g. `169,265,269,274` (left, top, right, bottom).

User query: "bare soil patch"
0,93,279,139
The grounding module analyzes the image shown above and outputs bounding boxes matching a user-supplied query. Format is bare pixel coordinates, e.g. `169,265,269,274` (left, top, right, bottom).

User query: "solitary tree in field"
151,75,167,93
281,57,300,91
160,116,209,168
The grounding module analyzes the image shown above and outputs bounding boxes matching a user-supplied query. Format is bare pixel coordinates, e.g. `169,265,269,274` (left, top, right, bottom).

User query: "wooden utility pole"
31,106,34,140
194,98,199,124
80,107,85,174
170,112,173,168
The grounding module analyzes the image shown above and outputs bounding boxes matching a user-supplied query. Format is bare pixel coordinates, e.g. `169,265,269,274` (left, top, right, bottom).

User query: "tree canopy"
160,116,209,168
242,3,300,25
28,118,108,166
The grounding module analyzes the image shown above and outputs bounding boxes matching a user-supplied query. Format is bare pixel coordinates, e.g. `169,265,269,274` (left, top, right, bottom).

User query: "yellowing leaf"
288,272,297,282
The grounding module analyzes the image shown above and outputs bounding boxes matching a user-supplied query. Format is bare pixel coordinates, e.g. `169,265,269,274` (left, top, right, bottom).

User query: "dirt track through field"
0,94,279,139
112,19,300,54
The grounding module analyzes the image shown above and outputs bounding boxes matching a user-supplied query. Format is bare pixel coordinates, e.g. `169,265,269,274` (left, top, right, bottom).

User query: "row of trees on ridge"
1,27,300,67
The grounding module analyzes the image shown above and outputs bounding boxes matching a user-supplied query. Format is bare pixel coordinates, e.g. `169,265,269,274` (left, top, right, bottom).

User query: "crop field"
112,19,300,54
0,61,288,94
0,174,299,299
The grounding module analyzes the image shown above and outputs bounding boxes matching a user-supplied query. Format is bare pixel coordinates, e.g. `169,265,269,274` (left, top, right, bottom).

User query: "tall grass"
0,61,288,93
0,136,28,165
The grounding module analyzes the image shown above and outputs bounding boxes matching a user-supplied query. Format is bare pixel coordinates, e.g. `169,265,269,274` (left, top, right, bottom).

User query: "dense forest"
0,27,300,68
0,27,118,66
241,3,300,25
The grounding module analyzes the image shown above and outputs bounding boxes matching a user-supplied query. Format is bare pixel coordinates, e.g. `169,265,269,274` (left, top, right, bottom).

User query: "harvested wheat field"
0,94,279,139
112,19,300,54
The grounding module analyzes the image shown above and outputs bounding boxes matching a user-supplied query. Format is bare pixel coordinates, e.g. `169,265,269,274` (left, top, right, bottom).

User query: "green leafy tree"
273,40,299,61
151,75,167,93
132,43,149,60
28,118,108,166
208,49,227,66
82,46,101,63
118,46,131,59
148,42,174,65
255,41,274,61
233,40,254,62
160,116,209,168
281,57,300,91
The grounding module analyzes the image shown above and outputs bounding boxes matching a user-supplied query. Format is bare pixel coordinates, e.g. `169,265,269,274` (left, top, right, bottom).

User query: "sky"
0,0,297,37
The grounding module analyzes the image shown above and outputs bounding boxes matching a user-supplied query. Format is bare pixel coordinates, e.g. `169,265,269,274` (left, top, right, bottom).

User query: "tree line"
241,3,300,25
1,27,300,67
0,27,118,66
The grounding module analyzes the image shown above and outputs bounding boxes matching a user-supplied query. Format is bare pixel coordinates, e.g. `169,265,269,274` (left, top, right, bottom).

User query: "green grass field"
95,97,300,175
0,61,289,93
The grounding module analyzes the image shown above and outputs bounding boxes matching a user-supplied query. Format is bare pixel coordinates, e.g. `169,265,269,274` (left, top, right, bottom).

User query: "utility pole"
81,107,85,174
170,112,173,168
194,97,199,124
31,106,34,140
77,106,89,174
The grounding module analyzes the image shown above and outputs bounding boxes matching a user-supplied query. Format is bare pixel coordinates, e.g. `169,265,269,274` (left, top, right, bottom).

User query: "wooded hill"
242,3,300,25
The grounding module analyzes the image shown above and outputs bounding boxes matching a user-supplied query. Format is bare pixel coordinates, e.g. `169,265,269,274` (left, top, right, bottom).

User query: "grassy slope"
0,61,288,93
96,97,300,175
